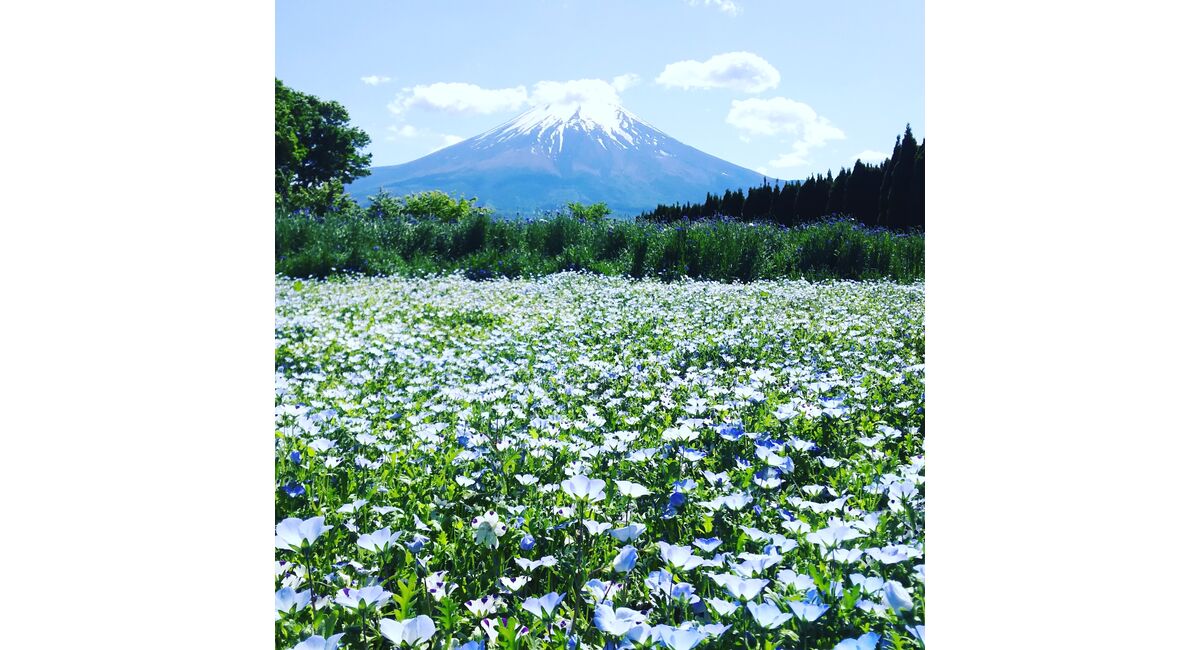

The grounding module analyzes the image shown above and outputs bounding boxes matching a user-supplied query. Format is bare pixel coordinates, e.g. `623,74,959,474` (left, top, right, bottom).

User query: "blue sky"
276,0,923,180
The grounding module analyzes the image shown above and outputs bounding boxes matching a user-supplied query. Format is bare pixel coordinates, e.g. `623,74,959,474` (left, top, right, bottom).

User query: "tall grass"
276,210,924,282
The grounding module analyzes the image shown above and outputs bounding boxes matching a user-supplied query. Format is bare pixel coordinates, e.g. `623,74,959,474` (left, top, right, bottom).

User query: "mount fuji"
347,101,772,214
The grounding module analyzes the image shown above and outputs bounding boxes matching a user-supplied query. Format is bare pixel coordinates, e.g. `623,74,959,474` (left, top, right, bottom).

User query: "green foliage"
276,210,924,282
275,78,372,213
396,190,490,223
565,201,612,223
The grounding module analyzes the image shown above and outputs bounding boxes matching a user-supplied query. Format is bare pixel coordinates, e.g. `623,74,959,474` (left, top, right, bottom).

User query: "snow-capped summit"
349,101,770,214
479,101,661,154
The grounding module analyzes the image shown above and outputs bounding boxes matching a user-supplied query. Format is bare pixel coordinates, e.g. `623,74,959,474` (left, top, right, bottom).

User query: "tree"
563,201,611,223
275,79,372,212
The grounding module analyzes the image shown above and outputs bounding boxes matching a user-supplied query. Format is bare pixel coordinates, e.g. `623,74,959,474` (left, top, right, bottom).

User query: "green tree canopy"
275,79,371,211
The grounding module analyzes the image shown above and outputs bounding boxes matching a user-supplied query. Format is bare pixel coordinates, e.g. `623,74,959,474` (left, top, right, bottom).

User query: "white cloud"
656,52,779,93
725,97,845,170
852,149,890,164
361,75,392,86
530,78,622,108
611,73,641,93
387,124,419,139
385,124,465,151
726,97,841,138
688,0,742,16
389,82,529,115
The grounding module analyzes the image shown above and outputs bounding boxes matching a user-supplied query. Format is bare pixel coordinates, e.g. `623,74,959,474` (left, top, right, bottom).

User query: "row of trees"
640,126,924,231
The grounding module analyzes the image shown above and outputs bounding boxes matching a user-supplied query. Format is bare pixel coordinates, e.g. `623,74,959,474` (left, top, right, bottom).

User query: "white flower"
380,615,436,647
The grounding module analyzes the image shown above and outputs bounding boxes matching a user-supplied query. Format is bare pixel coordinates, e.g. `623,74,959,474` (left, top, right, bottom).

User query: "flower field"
275,273,925,650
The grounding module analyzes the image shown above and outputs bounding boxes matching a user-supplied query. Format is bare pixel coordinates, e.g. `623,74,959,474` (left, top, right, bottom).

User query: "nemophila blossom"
275,516,332,551
464,595,501,617
747,601,792,629
645,569,675,598
833,632,881,650
281,481,306,497
787,600,830,622
882,580,914,613
849,573,885,596
583,578,622,603
357,527,402,553
765,537,798,555
499,575,529,592
519,534,536,551
806,524,865,548
521,592,564,619
734,552,782,576
553,505,576,518
865,544,921,564
291,634,345,650
706,597,738,617
609,522,647,542
855,599,889,616
830,548,865,564
655,626,705,650
659,542,705,571
583,520,612,536
613,545,638,573
715,423,745,441
709,573,770,601
425,571,458,601
380,615,436,648
471,511,507,549
776,569,816,593
615,480,650,498
307,437,336,453
288,450,303,464
627,448,657,462
480,617,530,643
335,585,391,610
561,475,607,502
514,555,557,571
693,537,721,553
406,534,430,554
336,499,367,514
593,604,646,636
275,587,311,619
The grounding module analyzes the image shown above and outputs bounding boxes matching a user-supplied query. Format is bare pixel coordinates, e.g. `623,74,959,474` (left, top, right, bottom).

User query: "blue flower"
291,634,345,650
519,534,536,551
612,545,638,573
380,615,437,647
834,632,881,650
281,482,306,498
593,604,646,637
521,592,564,619
288,450,303,464
746,601,792,629
672,479,697,492
656,626,705,650
406,534,430,554
692,537,722,553
669,491,687,509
